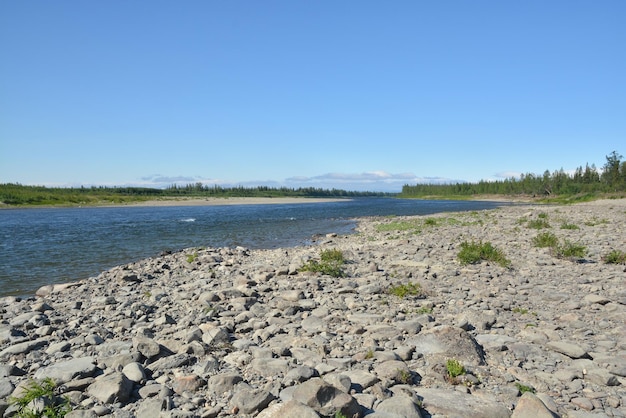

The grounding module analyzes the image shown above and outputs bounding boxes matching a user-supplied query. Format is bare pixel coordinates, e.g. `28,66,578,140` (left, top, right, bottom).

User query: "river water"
0,198,507,297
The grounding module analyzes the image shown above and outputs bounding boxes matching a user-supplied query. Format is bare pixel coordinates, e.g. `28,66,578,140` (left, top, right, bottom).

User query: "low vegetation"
532,232,587,260
515,382,536,395
602,250,626,264
9,378,72,418
457,241,511,268
446,359,466,379
299,248,346,278
388,282,423,298
532,232,559,248
527,218,551,229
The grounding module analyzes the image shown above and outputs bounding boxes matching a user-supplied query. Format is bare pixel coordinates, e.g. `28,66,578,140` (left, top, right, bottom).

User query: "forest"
0,183,388,206
401,151,626,201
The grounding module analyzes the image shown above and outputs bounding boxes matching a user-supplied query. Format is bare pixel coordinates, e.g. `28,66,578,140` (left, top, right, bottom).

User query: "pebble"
1,199,626,417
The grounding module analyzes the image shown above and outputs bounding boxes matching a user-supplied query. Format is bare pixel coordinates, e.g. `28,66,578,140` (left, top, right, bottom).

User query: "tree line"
0,183,389,206
401,151,626,199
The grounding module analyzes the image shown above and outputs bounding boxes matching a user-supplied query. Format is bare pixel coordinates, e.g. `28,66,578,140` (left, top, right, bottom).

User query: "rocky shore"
1,199,625,418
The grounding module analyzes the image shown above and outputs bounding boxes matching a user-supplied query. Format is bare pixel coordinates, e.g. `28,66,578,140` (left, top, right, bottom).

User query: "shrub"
446,359,465,378
532,232,559,248
9,378,72,418
388,282,422,298
515,382,536,394
560,222,579,230
300,248,346,278
602,250,626,264
457,241,511,268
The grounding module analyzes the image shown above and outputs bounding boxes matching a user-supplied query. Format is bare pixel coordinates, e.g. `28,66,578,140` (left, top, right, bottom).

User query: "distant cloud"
494,171,523,179
284,171,462,192
130,171,465,192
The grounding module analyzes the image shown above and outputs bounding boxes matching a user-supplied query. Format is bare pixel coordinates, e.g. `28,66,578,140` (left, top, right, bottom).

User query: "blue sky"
1,1,624,192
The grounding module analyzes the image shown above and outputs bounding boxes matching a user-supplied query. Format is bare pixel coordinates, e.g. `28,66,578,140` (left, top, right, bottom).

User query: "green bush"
388,282,422,298
515,382,536,394
602,250,626,264
446,359,466,378
300,248,346,277
457,241,511,268
532,232,559,248
560,222,580,230
9,378,72,418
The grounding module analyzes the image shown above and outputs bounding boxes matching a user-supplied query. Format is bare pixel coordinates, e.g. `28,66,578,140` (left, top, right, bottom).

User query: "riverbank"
1,199,625,417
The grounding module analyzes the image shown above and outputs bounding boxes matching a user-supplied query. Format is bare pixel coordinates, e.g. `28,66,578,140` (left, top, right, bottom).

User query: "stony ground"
1,199,625,418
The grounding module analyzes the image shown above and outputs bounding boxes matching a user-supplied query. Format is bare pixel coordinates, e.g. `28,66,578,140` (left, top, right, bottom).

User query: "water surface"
0,198,506,297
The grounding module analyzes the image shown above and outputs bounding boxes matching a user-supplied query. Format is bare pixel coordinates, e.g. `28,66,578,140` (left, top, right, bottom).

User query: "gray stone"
34,357,96,384
231,387,276,414
418,388,510,418
511,392,559,418
0,338,48,359
122,362,146,383
86,372,133,403
291,377,360,417
256,400,320,418
344,369,380,390
407,325,485,365
207,373,243,396
133,337,161,359
546,341,590,359
376,395,423,418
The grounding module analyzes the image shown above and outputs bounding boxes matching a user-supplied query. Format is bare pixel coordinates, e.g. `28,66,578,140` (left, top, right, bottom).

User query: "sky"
1,1,625,192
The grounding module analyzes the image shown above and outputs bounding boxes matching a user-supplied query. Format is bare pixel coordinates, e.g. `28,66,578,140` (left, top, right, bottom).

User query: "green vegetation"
0,183,390,206
515,382,536,395
401,151,626,199
9,378,72,418
532,232,559,248
396,369,412,384
334,412,348,418
527,218,551,229
554,240,587,259
457,241,511,268
446,359,466,378
186,252,198,263
584,217,609,226
603,250,626,264
388,282,423,298
299,249,346,278
375,215,479,234
512,307,529,315
533,232,587,260
560,222,580,230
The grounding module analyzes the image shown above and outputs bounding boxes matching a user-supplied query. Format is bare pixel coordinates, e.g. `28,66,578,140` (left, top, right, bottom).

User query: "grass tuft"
457,240,511,268
300,248,346,278
532,232,559,248
388,282,422,298
602,250,626,264
9,378,72,418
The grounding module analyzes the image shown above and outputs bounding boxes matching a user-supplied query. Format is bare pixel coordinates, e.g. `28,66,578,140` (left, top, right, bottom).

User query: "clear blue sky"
1,1,624,192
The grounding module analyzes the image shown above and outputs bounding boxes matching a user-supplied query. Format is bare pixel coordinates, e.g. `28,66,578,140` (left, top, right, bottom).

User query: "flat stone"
546,341,590,359
418,388,510,418
33,357,96,384
375,395,423,418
